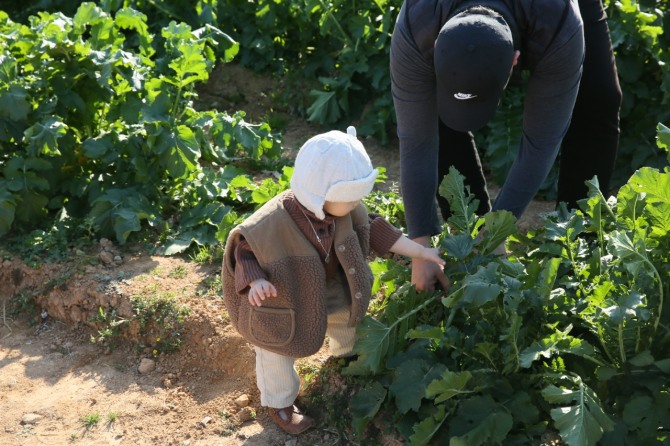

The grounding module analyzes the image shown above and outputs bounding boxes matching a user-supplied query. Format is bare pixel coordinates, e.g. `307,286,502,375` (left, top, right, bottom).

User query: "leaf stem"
318,0,351,45
388,293,438,331
643,257,664,345
618,322,626,364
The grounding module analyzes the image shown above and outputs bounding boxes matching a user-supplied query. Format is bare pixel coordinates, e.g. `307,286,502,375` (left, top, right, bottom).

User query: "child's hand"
248,279,277,306
422,247,446,267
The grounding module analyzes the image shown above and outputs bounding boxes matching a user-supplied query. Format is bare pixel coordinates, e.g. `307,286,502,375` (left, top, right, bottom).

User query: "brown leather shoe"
268,405,314,435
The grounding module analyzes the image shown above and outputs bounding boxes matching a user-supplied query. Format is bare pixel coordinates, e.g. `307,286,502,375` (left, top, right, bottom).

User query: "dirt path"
0,254,344,446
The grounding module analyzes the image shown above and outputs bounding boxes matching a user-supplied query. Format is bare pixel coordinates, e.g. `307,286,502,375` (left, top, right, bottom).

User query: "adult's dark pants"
436,0,622,219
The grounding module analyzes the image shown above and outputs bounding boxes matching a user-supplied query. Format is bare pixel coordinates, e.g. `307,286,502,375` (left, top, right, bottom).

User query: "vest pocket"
248,306,296,347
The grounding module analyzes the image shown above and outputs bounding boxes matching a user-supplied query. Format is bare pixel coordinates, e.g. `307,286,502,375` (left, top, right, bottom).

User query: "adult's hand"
411,257,451,291
410,236,450,291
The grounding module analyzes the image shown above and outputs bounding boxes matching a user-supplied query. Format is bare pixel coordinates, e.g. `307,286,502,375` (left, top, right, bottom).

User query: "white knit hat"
290,126,378,220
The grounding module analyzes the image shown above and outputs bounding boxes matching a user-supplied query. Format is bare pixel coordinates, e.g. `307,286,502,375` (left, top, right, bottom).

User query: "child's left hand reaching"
248,278,277,306
420,247,446,267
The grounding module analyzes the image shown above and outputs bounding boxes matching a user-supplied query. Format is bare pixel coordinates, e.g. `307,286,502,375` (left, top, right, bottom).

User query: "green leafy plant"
89,306,129,348
343,125,670,445
0,4,285,254
130,291,191,353
80,412,101,429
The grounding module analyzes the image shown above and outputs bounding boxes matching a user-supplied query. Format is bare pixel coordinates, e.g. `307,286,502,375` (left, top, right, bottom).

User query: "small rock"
98,251,114,264
138,358,155,374
198,416,212,427
284,438,297,446
237,407,253,423
234,394,250,408
21,413,42,425
113,255,123,264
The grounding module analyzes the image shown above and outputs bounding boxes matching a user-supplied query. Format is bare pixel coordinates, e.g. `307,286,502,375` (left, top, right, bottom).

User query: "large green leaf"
608,230,651,278
215,209,242,244
389,359,441,414
441,233,475,260
3,157,51,193
527,257,561,301
625,167,670,237
444,263,502,308
193,24,239,62
114,8,153,56
168,42,209,88
478,210,517,254
349,381,387,436
628,167,670,204
519,329,597,369
621,392,670,441
425,370,473,404
408,404,448,446
346,316,392,375
0,187,16,236
0,54,18,84
542,382,614,446
73,2,106,31
602,291,644,325
448,395,513,446
307,89,340,124
155,124,201,179
23,117,68,156
89,188,156,244
0,84,31,121
438,166,480,233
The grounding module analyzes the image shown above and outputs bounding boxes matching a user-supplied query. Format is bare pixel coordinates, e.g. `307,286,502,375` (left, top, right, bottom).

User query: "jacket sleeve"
492,15,584,217
368,214,403,256
233,239,267,294
391,3,443,240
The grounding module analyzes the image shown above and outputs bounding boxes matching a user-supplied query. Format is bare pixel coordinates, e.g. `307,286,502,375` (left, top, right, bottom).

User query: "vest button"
348,267,356,275
338,245,346,252
354,292,362,299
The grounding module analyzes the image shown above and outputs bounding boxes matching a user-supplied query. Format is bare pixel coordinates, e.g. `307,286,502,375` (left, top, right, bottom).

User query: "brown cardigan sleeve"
233,239,267,294
368,213,403,256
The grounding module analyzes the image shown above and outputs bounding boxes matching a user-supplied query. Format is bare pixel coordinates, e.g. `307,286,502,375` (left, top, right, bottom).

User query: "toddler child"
222,126,446,434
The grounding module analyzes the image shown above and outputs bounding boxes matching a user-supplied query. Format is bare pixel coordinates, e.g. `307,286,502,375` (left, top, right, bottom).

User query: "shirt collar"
283,191,336,224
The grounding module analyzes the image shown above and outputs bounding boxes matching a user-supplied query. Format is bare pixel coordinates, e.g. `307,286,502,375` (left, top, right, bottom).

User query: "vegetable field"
1,1,669,445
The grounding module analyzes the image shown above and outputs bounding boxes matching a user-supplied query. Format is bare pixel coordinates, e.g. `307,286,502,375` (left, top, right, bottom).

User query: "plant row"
0,3,289,252
342,124,670,445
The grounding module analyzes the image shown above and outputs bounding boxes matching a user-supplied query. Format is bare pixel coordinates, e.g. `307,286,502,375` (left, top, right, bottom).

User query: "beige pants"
255,275,357,408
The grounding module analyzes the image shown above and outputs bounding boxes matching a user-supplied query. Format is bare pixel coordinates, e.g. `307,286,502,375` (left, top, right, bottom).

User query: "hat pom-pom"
346,126,357,137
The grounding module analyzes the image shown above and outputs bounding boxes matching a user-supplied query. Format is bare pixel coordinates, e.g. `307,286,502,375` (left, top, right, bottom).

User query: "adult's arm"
492,15,585,216
390,7,443,240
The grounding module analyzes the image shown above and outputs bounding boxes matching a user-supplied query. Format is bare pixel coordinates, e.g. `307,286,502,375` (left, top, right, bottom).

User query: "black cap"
434,11,514,132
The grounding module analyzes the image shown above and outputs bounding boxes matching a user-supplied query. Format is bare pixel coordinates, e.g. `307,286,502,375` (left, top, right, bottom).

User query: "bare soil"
0,64,555,446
